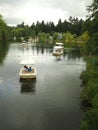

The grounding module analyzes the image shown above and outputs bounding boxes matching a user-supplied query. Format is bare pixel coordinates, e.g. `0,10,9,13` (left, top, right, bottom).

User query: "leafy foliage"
0,15,8,41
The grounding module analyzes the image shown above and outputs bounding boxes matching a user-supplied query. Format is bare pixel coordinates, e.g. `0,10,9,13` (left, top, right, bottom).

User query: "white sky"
0,0,92,26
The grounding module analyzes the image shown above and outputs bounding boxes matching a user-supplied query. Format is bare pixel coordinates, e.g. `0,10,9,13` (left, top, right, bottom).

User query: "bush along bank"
80,56,98,130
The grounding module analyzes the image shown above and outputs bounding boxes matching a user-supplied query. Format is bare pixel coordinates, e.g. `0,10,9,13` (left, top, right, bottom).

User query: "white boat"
52,42,64,57
19,58,37,80
21,40,27,46
22,40,26,43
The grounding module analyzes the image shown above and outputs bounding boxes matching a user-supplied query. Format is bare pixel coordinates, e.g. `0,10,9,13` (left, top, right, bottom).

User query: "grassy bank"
80,56,98,130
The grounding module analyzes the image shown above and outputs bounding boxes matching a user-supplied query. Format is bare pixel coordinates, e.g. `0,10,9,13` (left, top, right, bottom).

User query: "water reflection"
19,43,82,60
64,49,81,59
31,46,46,55
20,79,36,94
0,41,9,64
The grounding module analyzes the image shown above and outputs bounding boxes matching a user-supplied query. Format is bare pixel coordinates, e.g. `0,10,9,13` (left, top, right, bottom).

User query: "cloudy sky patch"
0,0,92,26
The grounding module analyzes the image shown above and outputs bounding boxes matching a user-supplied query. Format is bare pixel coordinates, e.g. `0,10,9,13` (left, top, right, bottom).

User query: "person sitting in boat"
28,66,32,72
24,65,28,71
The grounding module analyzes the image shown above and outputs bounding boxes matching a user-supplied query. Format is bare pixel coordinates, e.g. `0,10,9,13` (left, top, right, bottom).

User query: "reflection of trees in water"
35,46,40,54
31,46,45,55
41,47,44,54
0,41,9,64
63,49,81,60
21,44,82,59
31,46,35,55
20,79,36,94
31,46,44,55
31,46,51,55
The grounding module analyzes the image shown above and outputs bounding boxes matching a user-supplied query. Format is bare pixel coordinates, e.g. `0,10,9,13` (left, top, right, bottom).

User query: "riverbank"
80,56,98,130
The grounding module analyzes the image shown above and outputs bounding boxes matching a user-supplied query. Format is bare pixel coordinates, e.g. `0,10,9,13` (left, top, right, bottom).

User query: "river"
0,43,86,130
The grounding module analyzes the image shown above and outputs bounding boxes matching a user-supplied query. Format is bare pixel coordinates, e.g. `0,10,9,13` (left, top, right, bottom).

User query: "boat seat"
22,68,34,73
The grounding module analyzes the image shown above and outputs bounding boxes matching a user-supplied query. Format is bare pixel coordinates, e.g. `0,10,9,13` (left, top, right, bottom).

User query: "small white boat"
52,42,64,57
21,40,27,46
22,40,26,43
19,58,37,80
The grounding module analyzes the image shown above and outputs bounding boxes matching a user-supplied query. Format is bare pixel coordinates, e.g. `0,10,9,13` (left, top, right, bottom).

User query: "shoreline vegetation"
79,0,98,129
80,56,98,130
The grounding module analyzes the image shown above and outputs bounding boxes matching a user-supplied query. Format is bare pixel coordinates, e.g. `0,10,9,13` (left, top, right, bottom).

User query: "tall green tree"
87,0,98,34
0,15,8,42
85,0,98,55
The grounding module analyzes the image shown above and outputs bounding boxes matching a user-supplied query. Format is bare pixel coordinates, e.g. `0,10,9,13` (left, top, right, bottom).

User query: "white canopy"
55,42,64,45
20,58,35,65
53,46,63,49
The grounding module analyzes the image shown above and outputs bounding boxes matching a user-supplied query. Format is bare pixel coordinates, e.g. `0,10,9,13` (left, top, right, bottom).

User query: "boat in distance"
52,42,64,57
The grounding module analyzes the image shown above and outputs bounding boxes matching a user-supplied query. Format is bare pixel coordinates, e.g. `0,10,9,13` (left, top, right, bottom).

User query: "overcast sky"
0,0,92,26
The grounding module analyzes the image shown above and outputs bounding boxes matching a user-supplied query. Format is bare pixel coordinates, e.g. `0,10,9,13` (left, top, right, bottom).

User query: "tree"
56,19,63,32
87,0,98,34
65,31,74,42
68,16,84,36
78,31,90,42
85,0,98,55
0,15,8,42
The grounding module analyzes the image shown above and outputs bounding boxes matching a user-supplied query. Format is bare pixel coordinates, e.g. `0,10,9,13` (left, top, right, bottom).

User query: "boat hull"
52,52,63,56
19,67,37,79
